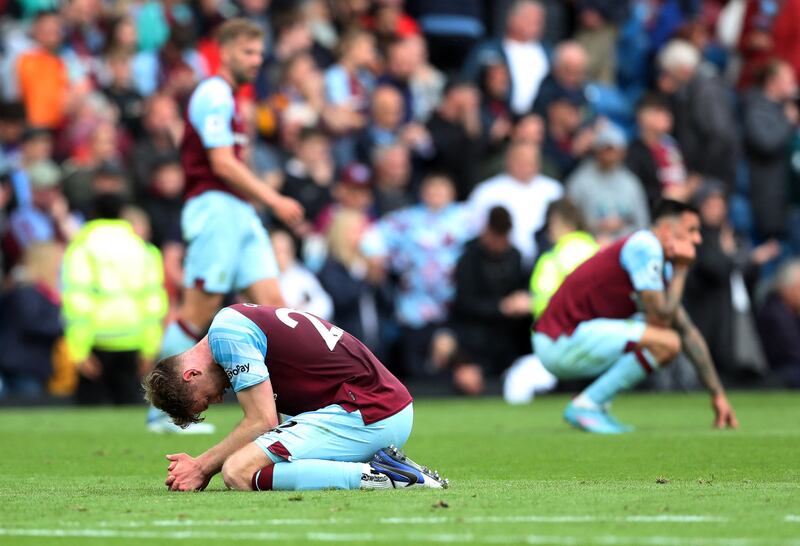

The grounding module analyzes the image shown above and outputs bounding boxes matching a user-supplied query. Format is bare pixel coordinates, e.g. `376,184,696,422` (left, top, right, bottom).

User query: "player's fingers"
165,475,176,486
168,461,177,471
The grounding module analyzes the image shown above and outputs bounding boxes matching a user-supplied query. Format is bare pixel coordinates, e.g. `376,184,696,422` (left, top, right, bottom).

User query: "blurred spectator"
529,198,598,319
626,93,693,214
685,181,778,381
0,101,27,164
426,81,485,199
362,172,477,377
18,126,54,170
271,229,333,320
757,259,800,388
463,0,548,116
532,41,589,117
469,140,563,265
324,29,377,113
16,10,70,130
140,155,184,303
7,161,81,264
62,123,127,216
61,178,167,405
280,129,334,238
566,122,650,244
448,206,531,395
773,0,800,85
371,143,414,216
743,59,799,241
315,162,375,234
101,49,145,140
406,33,446,124
361,0,420,52
0,242,63,398
540,94,595,178
129,94,182,197
357,84,433,163
573,1,629,84
407,0,484,74
477,53,513,148
658,39,738,189
318,209,394,360
377,36,422,123
736,0,780,89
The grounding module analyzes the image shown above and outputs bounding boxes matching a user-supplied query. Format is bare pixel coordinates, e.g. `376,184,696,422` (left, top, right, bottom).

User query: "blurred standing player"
148,19,304,432
533,201,738,434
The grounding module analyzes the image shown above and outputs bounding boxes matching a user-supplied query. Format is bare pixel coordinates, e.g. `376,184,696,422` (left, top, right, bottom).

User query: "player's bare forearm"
196,417,274,478
641,266,689,327
674,306,724,395
208,148,275,205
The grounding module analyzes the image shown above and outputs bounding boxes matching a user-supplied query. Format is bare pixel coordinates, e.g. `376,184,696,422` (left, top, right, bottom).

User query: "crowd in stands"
2,0,800,402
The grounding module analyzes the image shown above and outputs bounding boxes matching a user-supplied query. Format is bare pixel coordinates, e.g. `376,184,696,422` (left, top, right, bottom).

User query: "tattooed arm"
674,306,739,429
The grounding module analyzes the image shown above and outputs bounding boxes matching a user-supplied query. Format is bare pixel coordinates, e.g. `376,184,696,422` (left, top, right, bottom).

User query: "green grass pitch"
1,393,799,546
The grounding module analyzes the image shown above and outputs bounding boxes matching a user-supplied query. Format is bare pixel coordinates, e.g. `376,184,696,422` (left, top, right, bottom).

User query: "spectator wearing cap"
626,93,693,215
565,121,649,245
426,80,486,200
657,39,738,189
743,59,799,242
7,161,81,264
462,0,549,116
314,162,375,235
532,41,589,118
361,172,478,377
15,10,70,130
469,139,563,266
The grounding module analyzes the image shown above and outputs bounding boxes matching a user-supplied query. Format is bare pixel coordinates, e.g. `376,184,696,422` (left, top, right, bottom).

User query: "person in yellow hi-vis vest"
62,180,168,405
530,199,599,319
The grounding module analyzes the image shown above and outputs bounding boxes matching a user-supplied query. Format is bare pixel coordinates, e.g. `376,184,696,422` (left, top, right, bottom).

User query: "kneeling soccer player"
533,200,739,433
144,303,447,491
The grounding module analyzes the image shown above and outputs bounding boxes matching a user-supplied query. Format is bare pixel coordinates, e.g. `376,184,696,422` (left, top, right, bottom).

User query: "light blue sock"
271,460,366,490
582,350,658,407
148,321,201,423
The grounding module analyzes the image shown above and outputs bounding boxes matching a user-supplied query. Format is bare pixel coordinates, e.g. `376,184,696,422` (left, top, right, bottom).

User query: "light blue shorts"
255,403,414,464
533,318,647,380
182,191,278,294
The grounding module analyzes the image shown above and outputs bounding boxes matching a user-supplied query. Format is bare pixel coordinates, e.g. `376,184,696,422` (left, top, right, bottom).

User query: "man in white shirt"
503,1,549,115
469,140,563,265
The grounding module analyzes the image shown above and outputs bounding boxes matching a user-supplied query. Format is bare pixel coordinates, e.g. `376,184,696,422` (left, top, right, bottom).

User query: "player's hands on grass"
712,393,739,430
271,195,304,227
165,453,210,491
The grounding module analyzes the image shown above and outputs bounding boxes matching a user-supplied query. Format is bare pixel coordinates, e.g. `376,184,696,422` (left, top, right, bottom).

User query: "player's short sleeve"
208,307,269,392
619,230,665,292
188,78,235,149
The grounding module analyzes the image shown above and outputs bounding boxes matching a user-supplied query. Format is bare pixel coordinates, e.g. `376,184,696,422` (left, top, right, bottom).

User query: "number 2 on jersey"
275,308,344,351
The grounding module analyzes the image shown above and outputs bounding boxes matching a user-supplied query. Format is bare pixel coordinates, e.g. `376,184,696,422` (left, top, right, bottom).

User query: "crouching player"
533,200,739,433
144,303,448,491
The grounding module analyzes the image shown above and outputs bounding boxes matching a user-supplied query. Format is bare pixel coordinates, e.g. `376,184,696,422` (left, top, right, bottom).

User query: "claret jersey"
207,304,412,424
180,76,248,201
536,230,671,339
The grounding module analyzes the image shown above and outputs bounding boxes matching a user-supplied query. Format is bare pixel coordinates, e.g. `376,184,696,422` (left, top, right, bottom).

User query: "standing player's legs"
221,403,442,490
534,319,681,433
236,206,285,308
150,193,252,432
